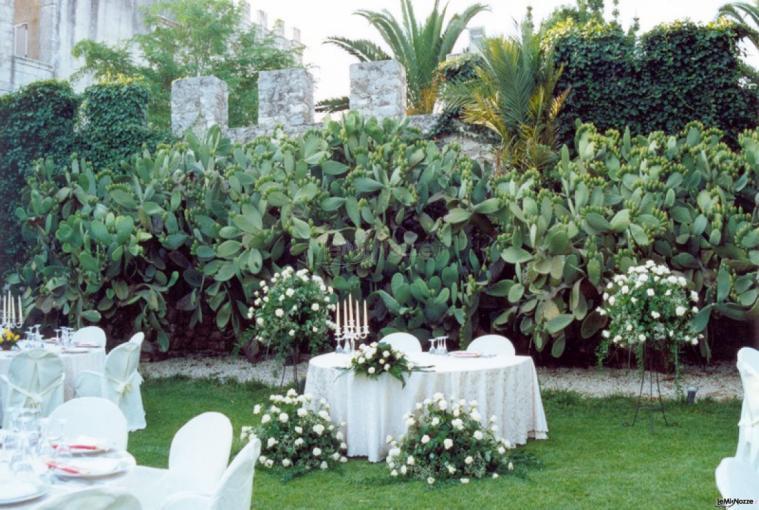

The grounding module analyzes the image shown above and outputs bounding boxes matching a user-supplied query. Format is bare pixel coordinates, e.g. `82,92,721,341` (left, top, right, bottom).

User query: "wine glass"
428,338,438,355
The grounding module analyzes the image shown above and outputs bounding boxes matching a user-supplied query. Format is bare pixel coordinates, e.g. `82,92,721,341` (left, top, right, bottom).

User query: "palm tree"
719,1,759,85
326,0,488,114
444,24,569,173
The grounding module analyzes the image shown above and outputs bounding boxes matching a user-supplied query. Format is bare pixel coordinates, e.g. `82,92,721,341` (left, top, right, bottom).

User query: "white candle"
355,298,361,330
335,298,340,331
363,299,368,329
348,295,353,324
17,295,22,324
2,294,5,322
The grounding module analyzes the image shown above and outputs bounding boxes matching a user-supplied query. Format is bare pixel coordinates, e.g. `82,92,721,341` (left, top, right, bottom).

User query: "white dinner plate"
54,435,112,455
0,480,47,505
49,451,135,479
449,351,481,358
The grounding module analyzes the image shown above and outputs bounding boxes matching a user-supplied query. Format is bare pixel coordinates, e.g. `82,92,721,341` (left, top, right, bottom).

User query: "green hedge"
0,80,168,274
10,115,759,361
549,19,758,146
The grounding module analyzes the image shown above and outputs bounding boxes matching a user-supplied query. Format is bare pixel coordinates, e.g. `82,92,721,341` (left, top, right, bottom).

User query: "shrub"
548,19,758,146
245,389,347,477
385,393,534,485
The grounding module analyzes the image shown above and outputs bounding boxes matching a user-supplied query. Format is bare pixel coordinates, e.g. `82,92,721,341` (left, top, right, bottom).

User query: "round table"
304,352,549,462
0,345,106,423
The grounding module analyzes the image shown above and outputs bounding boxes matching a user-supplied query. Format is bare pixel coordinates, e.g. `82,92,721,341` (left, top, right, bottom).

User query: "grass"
130,377,740,510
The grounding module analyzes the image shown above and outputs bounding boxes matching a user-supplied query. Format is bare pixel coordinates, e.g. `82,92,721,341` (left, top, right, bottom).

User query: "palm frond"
323,37,390,62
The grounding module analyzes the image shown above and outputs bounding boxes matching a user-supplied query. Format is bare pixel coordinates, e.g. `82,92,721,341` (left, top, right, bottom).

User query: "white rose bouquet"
247,266,336,367
597,260,702,375
347,342,425,386
243,389,347,479
385,393,538,485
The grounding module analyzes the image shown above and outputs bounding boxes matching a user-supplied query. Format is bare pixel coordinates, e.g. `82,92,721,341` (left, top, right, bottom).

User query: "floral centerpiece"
347,342,427,386
0,328,20,351
385,393,538,485
247,266,335,379
597,260,701,378
241,389,347,479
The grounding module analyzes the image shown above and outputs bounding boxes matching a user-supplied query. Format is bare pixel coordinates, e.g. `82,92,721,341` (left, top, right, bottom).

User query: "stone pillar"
257,68,313,128
171,76,229,137
349,60,406,119
0,0,14,93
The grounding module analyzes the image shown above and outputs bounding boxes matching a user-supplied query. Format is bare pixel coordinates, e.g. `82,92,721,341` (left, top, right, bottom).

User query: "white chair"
75,342,146,431
48,397,128,451
36,487,142,510
715,457,759,507
129,332,145,348
72,326,107,348
0,349,64,428
379,332,422,354
737,347,759,469
467,334,516,357
160,438,262,510
123,412,233,508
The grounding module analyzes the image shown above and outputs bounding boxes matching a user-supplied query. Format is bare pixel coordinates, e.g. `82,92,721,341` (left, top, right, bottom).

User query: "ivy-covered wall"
0,80,169,274
549,19,758,146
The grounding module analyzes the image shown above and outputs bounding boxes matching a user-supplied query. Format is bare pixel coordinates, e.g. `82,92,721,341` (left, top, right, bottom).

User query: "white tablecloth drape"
304,352,549,462
0,346,105,423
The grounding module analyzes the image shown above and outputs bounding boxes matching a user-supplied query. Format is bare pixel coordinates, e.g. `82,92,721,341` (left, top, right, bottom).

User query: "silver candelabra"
334,295,370,353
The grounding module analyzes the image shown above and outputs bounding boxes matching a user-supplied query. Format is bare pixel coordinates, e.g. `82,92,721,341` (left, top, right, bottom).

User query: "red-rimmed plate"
449,351,481,358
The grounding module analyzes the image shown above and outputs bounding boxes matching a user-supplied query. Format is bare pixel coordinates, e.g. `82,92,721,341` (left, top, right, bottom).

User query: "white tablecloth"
304,352,549,462
0,346,105,423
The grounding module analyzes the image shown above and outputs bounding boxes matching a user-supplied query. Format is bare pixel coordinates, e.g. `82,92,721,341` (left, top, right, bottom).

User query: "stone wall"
0,0,14,93
171,59,495,166
11,55,53,88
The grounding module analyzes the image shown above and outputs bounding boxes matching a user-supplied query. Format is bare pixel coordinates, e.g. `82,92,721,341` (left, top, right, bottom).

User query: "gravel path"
141,356,742,401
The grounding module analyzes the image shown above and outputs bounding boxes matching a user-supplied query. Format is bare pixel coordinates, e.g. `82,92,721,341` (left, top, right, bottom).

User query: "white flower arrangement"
597,260,702,377
385,394,538,485
346,341,426,386
247,266,336,366
244,389,347,478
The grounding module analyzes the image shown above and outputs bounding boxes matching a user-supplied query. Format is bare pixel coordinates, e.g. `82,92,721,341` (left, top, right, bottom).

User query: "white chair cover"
167,412,233,494
72,326,107,348
737,347,759,469
48,397,128,451
379,332,422,354
36,487,142,510
129,333,145,348
715,457,759,507
467,334,516,357
75,342,146,431
161,438,261,510
0,349,64,427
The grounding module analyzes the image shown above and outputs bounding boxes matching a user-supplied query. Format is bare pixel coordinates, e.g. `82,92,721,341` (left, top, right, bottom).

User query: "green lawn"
130,377,740,510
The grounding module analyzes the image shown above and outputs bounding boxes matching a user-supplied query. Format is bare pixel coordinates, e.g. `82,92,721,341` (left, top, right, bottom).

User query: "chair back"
104,341,146,431
105,342,141,386
128,332,145,348
210,438,261,510
168,412,233,494
3,350,64,425
715,457,759,506
379,333,422,354
36,487,142,510
48,397,128,451
467,335,516,357
737,348,759,466
72,326,107,348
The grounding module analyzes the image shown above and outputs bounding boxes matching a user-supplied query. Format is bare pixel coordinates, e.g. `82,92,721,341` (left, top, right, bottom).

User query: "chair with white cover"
715,457,759,508
75,342,146,431
36,487,142,510
129,332,145,348
48,397,128,451
379,332,422,354
122,412,233,508
0,349,64,428
72,326,107,348
160,438,262,510
467,335,516,357
737,347,759,469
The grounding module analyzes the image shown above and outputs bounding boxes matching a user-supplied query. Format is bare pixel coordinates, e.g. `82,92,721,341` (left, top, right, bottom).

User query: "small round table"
304,352,549,462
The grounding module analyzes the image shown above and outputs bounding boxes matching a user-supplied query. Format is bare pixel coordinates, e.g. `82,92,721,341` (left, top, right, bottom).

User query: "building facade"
0,0,302,94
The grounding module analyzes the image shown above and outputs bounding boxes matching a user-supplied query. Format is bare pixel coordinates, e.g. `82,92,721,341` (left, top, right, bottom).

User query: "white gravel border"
141,356,742,401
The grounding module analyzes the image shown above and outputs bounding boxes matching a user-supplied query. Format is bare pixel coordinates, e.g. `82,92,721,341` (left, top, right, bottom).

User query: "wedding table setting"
303,296,549,462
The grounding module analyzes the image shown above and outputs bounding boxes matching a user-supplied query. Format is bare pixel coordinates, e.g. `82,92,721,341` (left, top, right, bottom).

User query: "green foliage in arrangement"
0,81,80,274
10,115,759,361
72,0,301,128
547,18,758,146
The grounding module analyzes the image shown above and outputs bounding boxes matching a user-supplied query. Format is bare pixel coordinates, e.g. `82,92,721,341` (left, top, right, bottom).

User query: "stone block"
349,60,406,119
171,76,228,137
